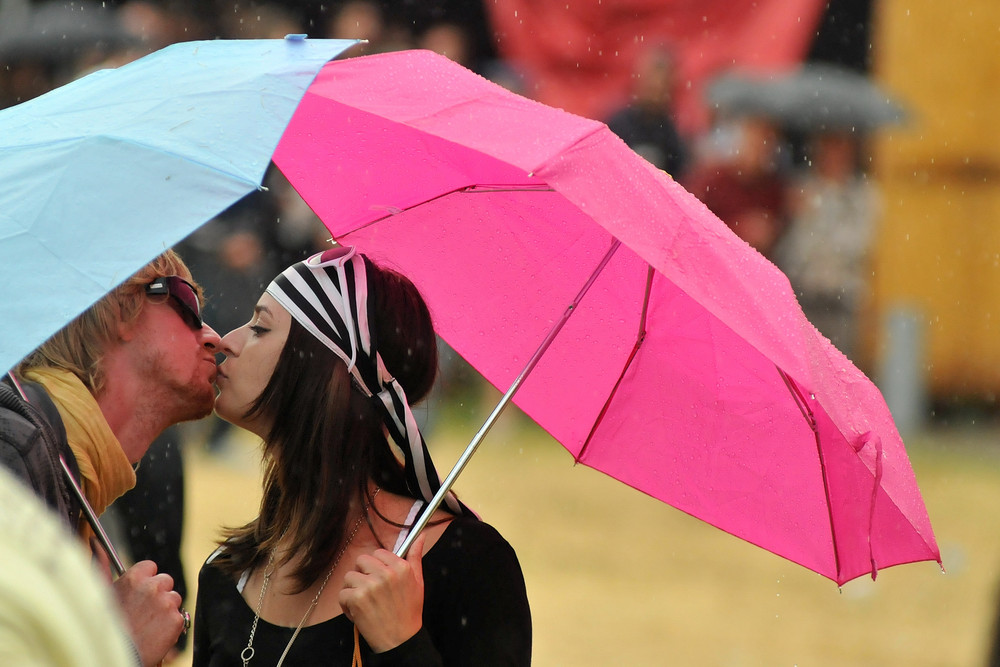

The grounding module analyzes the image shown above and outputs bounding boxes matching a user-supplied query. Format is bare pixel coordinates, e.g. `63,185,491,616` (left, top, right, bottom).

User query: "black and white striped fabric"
266,246,461,514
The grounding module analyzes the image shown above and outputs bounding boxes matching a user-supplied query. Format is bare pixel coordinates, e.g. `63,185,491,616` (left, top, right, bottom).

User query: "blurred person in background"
605,45,689,179
773,130,878,362
683,116,791,259
263,167,333,268
215,1,303,39
115,0,213,50
418,21,473,69
481,58,532,97
324,0,413,55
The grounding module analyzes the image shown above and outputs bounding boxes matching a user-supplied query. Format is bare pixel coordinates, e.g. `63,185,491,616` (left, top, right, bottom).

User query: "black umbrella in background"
707,63,909,133
0,0,139,65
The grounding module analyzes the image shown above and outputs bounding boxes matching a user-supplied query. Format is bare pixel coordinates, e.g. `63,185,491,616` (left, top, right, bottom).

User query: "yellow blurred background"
870,0,1000,399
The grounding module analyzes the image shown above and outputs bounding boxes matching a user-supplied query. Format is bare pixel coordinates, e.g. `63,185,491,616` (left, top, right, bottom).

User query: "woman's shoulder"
421,513,531,655
441,513,502,535
198,545,239,586
430,514,519,562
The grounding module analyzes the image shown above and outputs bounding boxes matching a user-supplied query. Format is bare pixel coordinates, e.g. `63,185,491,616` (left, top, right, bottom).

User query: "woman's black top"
192,515,532,666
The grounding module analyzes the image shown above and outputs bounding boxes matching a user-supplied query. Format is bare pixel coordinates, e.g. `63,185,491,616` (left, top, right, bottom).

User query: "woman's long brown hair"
213,258,439,592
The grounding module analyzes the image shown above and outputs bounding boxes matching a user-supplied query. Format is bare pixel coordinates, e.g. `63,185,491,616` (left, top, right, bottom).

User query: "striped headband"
266,246,461,514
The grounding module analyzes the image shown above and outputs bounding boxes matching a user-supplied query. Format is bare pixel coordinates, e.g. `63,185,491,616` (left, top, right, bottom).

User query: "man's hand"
111,560,184,667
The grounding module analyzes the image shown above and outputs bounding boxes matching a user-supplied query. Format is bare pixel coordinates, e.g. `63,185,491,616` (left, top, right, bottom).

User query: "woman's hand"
340,534,426,652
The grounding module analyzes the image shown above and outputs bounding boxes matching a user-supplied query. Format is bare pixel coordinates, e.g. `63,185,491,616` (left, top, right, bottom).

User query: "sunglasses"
145,276,204,330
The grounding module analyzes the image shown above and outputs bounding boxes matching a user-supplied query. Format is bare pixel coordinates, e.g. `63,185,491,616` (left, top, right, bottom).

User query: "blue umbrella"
0,36,357,373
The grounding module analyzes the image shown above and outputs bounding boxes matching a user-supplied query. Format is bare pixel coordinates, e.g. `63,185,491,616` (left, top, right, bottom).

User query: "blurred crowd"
0,0,496,107
598,41,879,367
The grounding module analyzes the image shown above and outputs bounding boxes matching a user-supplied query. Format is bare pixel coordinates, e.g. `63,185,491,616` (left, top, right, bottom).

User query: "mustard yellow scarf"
23,368,136,520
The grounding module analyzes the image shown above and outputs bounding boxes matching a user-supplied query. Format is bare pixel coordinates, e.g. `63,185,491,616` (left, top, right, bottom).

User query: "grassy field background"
174,402,1000,666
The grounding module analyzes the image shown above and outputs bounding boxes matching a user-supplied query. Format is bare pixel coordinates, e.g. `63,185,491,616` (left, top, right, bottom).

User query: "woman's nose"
218,327,242,356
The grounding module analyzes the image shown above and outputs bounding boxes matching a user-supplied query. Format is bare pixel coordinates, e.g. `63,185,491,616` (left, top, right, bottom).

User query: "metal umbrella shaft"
59,455,126,577
395,239,622,557
59,455,193,642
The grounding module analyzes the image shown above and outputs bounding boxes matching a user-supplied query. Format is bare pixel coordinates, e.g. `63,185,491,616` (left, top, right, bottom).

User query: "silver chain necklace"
241,488,380,667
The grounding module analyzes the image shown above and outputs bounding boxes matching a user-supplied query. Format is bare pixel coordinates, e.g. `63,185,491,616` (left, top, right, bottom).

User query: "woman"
192,246,531,666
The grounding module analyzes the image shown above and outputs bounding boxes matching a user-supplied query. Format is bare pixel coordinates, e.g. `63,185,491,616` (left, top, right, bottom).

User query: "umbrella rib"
777,366,843,581
576,264,654,463
462,184,554,193
344,184,548,234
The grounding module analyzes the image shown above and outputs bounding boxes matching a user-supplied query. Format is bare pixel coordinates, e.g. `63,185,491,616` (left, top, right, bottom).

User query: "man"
0,249,221,666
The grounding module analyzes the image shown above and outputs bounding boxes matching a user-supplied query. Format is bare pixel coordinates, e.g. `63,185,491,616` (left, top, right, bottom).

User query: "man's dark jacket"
0,375,82,531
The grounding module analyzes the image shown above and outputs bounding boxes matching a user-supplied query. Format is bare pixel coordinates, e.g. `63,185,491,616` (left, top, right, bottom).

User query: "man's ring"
181,608,191,634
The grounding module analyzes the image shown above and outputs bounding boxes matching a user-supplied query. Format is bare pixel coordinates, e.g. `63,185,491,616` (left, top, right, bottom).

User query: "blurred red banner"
487,0,826,134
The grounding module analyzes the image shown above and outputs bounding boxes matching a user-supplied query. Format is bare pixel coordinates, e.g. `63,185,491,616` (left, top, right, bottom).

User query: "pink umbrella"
272,50,940,586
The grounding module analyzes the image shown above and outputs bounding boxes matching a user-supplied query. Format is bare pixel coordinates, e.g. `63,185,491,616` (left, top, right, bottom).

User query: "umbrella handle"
395,238,623,557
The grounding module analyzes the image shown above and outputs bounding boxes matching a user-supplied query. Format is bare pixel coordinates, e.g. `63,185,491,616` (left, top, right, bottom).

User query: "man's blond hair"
18,250,202,395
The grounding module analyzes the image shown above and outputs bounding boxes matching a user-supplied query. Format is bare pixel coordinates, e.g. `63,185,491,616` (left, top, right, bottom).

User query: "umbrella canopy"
0,36,358,374
273,50,939,585
708,63,908,132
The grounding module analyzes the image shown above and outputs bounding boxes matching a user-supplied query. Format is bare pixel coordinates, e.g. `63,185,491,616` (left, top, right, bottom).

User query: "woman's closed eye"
249,324,269,336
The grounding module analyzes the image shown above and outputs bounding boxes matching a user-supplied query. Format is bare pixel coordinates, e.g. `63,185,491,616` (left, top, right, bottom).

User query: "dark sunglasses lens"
167,278,203,329
146,276,203,329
